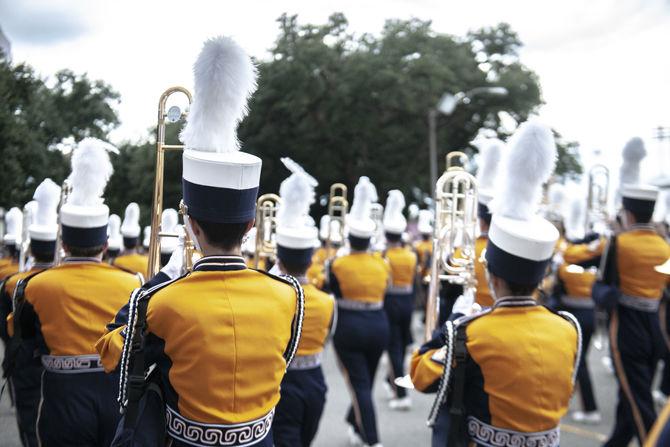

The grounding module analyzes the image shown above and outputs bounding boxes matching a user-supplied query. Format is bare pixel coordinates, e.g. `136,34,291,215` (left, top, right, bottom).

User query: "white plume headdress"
160,208,180,254
121,203,141,238
180,36,258,153
619,137,646,188
67,138,115,207
417,209,433,235
108,214,122,250
277,158,318,230
29,178,61,240
475,138,505,192
349,176,378,223
489,120,557,221
4,207,23,244
383,190,407,234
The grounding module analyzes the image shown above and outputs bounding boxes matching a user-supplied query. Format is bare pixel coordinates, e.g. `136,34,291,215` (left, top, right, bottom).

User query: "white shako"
319,215,343,245
617,137,646,204
473,137,504,224
417,209,432,236
383,190,407,236
4,207,23,248
485,120,559,286
620,184,659,219
29,178,61,255
275,157,319,267
615,136,658,220
180,36,260,233
347,176,378,242
160,208,180,255
142,226,151,250
121,202,141,248
60,138,115,249
107,215,123,253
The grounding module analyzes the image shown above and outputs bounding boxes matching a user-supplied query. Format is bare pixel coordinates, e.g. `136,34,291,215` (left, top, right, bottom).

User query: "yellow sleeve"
95,326,126,373
7,313,14,338
410,348,445,392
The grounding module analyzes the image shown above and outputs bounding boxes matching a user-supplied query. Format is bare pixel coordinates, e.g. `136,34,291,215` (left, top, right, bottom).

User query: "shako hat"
486,120,559,286
474,137,504,224
60,138,115,248
29,178,61,253
121,203,141,248
347,176,378,239
160,208,180,255
417,209,432,235
621,184,658,216
383,190,407,235
180,36,260,224
107,214,123,252
4,207,23,246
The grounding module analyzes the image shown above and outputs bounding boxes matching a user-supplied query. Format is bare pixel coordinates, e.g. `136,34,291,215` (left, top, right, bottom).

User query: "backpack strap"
446,327,468,447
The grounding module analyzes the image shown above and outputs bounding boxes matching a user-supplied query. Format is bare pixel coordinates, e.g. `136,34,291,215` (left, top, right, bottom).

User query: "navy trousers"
605,306,665,446
562,305,598,412
334,307,389,446
273,367,327,447
38,370,121,447
384,291,414,399
11,351,42,447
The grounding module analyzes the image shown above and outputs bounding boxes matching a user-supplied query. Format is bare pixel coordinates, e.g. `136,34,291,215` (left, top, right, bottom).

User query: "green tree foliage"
0,54,119,207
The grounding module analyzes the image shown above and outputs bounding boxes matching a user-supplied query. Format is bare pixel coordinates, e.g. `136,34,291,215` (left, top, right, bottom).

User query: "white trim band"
288,352,323,370
618,294,660,312
466,416,559,447
337,299,384,311
41,354,104,374
560,295,595,309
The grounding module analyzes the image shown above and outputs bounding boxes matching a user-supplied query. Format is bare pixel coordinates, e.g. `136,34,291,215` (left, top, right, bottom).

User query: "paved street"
0,320,646,446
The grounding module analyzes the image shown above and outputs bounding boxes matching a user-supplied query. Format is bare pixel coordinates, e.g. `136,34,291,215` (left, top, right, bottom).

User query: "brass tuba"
147,87,196,278
253,193,281,269
54,180,72,265
326,183,348,255
425,151,478,340
585,164,610,234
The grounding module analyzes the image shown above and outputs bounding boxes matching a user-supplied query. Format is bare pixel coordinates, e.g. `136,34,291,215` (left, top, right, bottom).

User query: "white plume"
108,214,122,249
143,226,151,248
475,138,505,191
566,195,585,240
68,138,114,207
418,209,432,232
161,208,179,233
619,137,646,187
383,190,407,228
548,183,566,213
489,120,557,220
349,176,378,222
32,178,61,227
180,36,258,153
5,207,23,239
121,202,141,236
277,160,317,229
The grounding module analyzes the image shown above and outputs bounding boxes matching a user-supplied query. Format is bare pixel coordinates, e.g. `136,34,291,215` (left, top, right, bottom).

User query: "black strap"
123,297,149,428
447,327,468,447
601,235,619,287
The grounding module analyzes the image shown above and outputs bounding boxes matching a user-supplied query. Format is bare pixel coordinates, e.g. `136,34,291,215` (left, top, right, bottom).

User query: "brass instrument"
425,151,478,340
370,203,385,251
326,183,348,254
18,203,34,272
585,164,610,233
147,87,196,278
54,180,72,265
253,194,281,269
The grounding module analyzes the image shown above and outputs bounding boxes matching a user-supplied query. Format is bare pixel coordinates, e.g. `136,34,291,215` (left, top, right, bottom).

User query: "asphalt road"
0,319,645,447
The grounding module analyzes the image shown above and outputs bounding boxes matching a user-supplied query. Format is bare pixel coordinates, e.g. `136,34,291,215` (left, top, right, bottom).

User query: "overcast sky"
1,0,669,186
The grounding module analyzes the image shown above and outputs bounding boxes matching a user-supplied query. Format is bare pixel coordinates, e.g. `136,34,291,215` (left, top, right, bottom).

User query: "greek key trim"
41,354,103,373
618,294,660,312
466,416,560,447
288,352,323,370
166,405,273,447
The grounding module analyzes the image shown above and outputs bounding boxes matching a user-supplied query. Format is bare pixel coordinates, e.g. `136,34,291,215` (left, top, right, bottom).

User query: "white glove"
160,227,185,280
451,289,481,316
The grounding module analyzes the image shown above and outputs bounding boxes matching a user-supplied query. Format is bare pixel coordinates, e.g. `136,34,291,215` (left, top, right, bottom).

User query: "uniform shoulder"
250,269,298,295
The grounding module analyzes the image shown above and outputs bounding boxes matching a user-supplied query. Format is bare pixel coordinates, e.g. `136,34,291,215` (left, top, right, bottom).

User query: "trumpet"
425,151,478,340
147,87,197,278
585,164,609,234
326,183,348,254
253,193,281,269
54,180,72,265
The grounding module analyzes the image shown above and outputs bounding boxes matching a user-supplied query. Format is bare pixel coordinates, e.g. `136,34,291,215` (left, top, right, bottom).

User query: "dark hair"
385,232,402,244
629,209,653,224
6,245,18,258
280,260,311,277
421,234,430,241
505,280,539,297
123,237,139,250
32,251,55,264
193,218,250,251
68,244,106,258
349,235,370,251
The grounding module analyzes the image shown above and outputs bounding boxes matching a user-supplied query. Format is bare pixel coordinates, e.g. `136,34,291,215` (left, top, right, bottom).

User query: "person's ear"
245,219,255,234
190,218,205,241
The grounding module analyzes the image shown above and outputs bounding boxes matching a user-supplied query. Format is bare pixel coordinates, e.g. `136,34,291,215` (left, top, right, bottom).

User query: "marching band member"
472,137,504,308
96,36,304,447
307,215,342,289
9,138,142,446
414,209,433,315
112,202,148,279
142,224,151,253
552,196,603,424
272,159,335,447
410,120,580,447
159,208,179,267
597,182,670,446
0,178,59,447
382,189,417,411
0,207,22,279
106,213,122,260
329,175,389,447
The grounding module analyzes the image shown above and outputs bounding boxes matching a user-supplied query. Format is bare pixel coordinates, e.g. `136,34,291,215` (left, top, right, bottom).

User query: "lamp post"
428,86,508,198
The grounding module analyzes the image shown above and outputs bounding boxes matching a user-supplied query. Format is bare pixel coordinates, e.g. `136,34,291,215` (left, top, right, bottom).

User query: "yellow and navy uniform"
601,224,670,446
329,252,390,445
0,263,51,447
12,258,141,446
384,246,417,399
273,281,335,447
306,246,336,290
473,235,493,308
0,260,19,281
411,297,579,446
113,252,149,279
97,255,302,447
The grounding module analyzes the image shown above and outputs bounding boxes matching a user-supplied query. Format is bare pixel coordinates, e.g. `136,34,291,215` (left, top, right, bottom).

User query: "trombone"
253,194,281,269
147,87,196,278
326,183,348,255
425,151,478,340
585,164,610,234
54,180,72,265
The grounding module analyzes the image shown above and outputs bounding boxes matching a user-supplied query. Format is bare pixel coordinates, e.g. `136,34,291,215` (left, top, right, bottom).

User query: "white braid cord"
558,310,583,385
117,287,143,408
427,321,455,427
280,274,305,370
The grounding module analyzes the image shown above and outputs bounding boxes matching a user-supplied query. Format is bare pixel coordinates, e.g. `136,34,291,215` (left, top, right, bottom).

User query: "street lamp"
428,86,508,198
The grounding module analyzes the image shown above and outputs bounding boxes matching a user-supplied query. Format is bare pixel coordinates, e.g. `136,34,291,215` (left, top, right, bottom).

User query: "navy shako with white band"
620,184,658,216
121,202,141,248
347,176,378,240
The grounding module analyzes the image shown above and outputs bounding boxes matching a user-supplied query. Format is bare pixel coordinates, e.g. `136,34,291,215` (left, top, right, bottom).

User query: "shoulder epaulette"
251,268,294,287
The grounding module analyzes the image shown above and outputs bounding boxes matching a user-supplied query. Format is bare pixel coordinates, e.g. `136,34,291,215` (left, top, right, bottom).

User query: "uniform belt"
560,295,595,309
467,416,559,447
337,299,383,311
166,405,274,447
41,354,104,374
386,285,413,295
618,294,659,312
288,352,323,370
